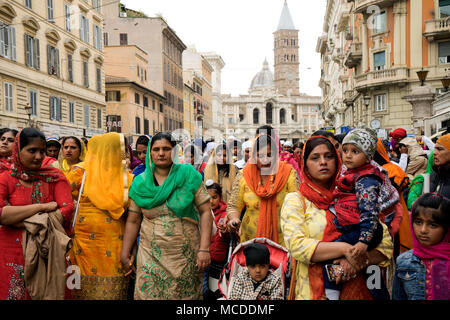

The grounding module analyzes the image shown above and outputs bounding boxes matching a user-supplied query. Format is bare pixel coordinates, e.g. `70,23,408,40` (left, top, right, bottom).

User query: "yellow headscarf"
58,137,87,175
82,132,133,219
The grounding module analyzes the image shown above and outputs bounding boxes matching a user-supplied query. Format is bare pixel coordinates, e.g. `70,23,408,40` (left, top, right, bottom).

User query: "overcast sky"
120,0,326,97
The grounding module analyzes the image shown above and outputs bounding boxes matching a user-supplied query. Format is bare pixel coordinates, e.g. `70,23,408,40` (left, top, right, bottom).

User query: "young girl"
203,181,232,300
393,193,450,300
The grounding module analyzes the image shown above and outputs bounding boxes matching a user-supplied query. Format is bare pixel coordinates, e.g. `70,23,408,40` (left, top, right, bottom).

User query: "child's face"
136,144,148,163
247,264,270,282
342,144,369,169
413,207,446,246
207,189,221,210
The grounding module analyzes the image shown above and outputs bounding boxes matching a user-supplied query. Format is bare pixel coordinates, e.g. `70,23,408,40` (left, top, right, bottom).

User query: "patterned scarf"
10,130,65,203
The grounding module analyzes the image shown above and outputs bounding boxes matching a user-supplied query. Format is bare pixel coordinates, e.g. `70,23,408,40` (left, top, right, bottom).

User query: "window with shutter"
68,54,73,82
96,68,101,92
84,105,90,127
29,89,37,116
83,61,89,87
439,41,450,64
374,51,386,71
4,82,13,112
47,0,54,21
69,101,75,123
97,108,102,128
65,4,71,32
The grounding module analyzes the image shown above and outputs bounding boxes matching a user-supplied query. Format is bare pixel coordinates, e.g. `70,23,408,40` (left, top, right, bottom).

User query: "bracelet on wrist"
198,249,210,253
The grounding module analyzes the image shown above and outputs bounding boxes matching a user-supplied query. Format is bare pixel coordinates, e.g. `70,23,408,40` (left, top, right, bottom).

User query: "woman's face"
256,145,274,170
20,138,46,170
305,144,337,188
62,138,81,163
151,139,173,168
0,131,15,157
215,149,227,165
412,207,446,247
207,189,221,211
294,147,302,157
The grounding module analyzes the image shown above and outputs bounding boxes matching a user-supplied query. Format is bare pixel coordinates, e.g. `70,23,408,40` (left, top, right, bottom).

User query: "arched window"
266,103,273,124
280,108,286,124
253,108,259,124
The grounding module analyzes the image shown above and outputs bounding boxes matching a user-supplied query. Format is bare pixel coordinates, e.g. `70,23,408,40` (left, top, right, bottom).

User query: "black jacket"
430,165,450,199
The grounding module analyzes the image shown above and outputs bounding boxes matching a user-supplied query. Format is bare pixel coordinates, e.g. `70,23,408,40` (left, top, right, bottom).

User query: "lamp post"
416,68,429,86
363,94,371,127
24,103,33,127
441,75,450,92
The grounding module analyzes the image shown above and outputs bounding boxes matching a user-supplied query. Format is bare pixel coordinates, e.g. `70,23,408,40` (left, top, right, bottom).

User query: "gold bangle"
198,249,210,253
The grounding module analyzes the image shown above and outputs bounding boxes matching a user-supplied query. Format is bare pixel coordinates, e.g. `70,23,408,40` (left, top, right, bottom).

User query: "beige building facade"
103,3,186,133
0,0,105,138
318,0,450,136
104,45,165,144
182,46,213,136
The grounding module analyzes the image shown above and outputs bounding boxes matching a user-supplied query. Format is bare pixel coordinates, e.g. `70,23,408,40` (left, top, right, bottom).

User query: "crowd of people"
0,124,448,300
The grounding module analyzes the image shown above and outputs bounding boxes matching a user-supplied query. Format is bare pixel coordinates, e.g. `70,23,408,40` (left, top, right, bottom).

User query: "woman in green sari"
121,132,213,300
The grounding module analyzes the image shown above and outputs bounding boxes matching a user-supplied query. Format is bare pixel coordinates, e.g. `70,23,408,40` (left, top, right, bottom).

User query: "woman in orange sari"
225,134,299,247
66,132,133,300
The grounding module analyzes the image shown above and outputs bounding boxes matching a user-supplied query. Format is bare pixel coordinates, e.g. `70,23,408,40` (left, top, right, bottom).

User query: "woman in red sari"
0,128,18,174
0,128,74,300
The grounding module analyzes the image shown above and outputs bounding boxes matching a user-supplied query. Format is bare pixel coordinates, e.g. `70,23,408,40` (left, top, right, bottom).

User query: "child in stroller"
218,238,291,300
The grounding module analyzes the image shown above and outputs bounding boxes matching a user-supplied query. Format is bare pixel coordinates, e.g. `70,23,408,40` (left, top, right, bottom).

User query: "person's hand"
333,258,358,284
41,202,58,212
121,251,136,279
196,250,211,272
349,242,368,259
343,246,369,272
225,214,241,234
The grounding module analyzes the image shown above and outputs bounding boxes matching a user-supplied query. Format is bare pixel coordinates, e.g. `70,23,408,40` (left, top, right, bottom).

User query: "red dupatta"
10,130,65,204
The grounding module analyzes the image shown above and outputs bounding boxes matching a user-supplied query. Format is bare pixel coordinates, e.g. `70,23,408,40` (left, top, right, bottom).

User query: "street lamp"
441,75,450,92
24,103,33,127
363,94,371,126
416,68,429,86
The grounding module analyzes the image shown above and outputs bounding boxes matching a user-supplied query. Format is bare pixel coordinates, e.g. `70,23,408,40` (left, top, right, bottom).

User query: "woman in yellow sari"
53,136,87,175
66,132,133,300
225,134,300,247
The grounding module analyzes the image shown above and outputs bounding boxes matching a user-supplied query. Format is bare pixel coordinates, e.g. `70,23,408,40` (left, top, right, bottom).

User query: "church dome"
250,59,274,89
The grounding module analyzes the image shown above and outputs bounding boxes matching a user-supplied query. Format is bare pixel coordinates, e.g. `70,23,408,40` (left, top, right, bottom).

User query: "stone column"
403,85,436,135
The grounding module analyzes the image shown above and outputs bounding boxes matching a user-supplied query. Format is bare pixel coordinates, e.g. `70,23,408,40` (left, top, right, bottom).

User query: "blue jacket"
392,250,426,300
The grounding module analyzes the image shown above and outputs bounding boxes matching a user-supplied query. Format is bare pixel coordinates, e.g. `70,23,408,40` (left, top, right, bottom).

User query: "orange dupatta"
242,135,292,244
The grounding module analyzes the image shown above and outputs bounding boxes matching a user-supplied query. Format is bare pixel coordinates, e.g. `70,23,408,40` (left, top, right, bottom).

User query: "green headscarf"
129,138,203,221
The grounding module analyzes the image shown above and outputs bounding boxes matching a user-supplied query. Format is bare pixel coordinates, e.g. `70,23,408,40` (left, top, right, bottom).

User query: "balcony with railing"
337,2,352,32
354,67,409,91
354,0,398,13
424,18,450,41
344,42,362,68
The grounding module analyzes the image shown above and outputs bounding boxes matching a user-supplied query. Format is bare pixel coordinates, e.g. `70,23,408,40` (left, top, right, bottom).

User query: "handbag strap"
72,170,86,230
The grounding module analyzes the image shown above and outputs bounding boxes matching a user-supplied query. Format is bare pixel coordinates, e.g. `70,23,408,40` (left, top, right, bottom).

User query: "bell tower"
273,0,299,96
